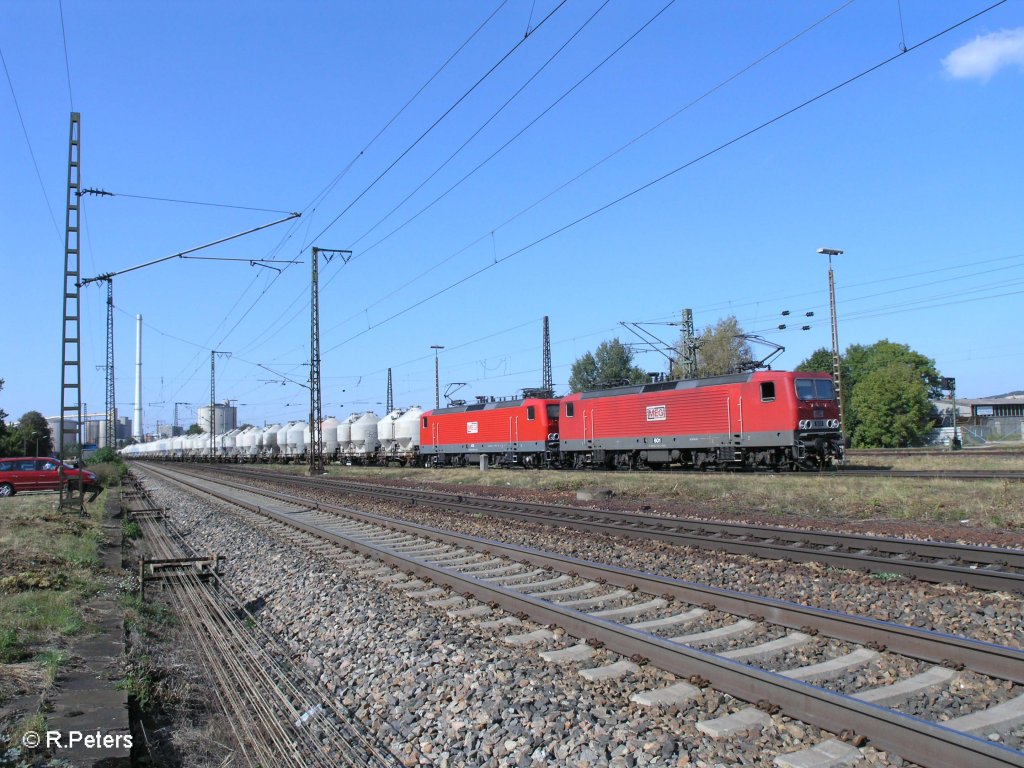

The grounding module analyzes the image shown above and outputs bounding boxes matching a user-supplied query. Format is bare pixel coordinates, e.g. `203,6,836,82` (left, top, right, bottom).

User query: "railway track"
848,448,1024,458
136,463,1024,768
120,476,401,768
836,467,1024,481
184,464,1024,593
133,457,1024,482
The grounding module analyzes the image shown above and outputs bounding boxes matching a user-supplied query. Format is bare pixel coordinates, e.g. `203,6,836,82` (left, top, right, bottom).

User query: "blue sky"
3,0,1023,434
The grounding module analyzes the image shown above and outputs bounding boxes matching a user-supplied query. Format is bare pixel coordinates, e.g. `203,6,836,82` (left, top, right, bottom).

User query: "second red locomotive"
419,396,561,468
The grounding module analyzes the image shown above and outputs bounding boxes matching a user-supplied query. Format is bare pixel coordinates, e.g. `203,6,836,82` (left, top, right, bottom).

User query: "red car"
0,457,101,498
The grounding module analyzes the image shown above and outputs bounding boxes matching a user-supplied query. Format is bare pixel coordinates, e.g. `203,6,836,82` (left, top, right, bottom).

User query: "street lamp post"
431,345,445,409
817,247,845,438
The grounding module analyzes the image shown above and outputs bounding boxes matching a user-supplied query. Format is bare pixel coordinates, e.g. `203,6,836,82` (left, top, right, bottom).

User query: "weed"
118,670,154,709
10,712,47,752
0,626,28,663
56,530,103,569
0,571,69,593
34,649,70,684
121,519,143,540
120,594,174,629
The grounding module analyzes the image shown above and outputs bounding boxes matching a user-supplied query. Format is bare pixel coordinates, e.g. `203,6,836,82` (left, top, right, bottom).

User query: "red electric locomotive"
419,396,561,467
558,371,842,470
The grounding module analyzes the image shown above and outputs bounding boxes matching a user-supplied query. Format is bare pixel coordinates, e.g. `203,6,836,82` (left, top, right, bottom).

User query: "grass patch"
121,519,142,539
0,494,105,713
9,711,47,753
0,626,28,663
118,668,155,710
0,590,84,638
0,570,68,593
120,593,174,631
33,649,69,684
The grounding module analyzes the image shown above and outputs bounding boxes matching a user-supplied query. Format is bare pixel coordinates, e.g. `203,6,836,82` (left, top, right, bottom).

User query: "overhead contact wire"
303,0,569,249
321,0,1009,354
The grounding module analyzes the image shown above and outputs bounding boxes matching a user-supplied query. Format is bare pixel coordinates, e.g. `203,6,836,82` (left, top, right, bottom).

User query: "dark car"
0,457,101,499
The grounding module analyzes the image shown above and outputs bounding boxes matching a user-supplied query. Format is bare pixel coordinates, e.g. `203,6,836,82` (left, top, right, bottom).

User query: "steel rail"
837,467,1024,481
203,466,1024,593
123,475,398,768
848,449,1024,458
141,464,1024,768
144,464,1024,682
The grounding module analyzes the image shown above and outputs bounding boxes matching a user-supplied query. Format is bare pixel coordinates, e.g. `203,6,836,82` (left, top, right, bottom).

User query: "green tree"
842,340,941,398
569,338,647,392
795,347,833,373
848,364,935,447
0,410,54,458
0,379,8,455
90,446,121,464
798,340,940,447
685,316,752,378
186,423,204,436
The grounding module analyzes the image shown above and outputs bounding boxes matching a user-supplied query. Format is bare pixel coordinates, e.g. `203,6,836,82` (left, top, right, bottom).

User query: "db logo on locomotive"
645,405,667,422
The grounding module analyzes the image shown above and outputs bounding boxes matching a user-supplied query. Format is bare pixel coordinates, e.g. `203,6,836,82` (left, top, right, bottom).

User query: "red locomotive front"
419,397,560,468
558,371,842,470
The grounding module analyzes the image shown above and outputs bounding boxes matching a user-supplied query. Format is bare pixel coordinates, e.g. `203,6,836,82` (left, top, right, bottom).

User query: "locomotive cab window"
422,417,429,429
795,378,836,401
565,402,575,418
526,406,536,420
760,382,776,402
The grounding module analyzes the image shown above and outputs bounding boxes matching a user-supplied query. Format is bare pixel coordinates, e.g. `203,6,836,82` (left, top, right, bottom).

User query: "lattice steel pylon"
209,351,230,459
818,248,845,438
680,308,700,380
174,402,190,434
542,316,553,394
59,113,84,511
386,368,393,414
309,247,351,475
103,278,116,450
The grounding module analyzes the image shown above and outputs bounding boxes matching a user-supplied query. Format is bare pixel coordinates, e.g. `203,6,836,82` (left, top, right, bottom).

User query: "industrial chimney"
133,314,143,441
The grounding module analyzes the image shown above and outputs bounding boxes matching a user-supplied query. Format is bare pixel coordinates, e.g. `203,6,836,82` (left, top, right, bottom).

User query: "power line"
344,0,618,253
79,188,297,214
321,1,1009,357
302,0,569,249
635,252,1024,331
58,0,74,110
351,0,845,264
1,44,62,243
147,1,515,385
317,0,860,343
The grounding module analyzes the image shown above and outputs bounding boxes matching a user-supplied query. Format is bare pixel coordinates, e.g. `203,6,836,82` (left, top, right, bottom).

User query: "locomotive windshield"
795,378,836,401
